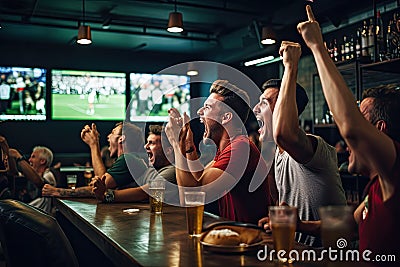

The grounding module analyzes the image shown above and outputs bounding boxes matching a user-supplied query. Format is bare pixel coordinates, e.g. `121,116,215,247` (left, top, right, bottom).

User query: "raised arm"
298,5,397,199
9,148,44,188
81,123,106,177
273,41,316,163
165,109,203,187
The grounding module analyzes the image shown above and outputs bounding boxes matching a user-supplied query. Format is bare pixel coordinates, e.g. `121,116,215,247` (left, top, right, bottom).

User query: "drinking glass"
269,206,297,263
66,174,77,189
184,191,206,237
319,205,353,249
149,178,165,214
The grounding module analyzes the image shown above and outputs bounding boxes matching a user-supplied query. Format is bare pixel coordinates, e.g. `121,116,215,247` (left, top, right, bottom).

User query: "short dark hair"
362,84,400,142
262,79,309,116
148,124,172,148
121,122,145,153
209,80,251,124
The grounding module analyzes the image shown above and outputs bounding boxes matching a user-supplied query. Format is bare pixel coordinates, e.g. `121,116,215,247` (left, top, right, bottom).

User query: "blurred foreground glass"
184,191,205,237
66,174,77,189
269,206,297,263
319,205,353,248
149,178,165,214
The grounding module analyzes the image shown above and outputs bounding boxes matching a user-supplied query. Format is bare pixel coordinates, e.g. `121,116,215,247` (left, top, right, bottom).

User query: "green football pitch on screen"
52,94,125,120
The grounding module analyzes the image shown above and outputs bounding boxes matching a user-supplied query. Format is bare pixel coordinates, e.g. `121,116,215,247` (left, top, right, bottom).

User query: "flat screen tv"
51,69,126,121
129,73,190,122
0,67,47,121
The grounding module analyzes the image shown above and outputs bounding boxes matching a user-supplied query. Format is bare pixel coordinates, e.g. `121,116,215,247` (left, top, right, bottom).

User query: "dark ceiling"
0,0,382,65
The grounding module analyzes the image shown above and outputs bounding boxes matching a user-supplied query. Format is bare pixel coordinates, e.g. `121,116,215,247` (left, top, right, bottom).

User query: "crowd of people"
0,5,399,262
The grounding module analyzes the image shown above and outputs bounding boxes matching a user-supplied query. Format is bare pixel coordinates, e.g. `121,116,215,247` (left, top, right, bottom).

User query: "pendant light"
167,0,183,33
77,0,92,45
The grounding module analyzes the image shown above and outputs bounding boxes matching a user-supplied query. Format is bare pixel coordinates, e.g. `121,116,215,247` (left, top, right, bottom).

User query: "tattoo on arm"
58,187,94,197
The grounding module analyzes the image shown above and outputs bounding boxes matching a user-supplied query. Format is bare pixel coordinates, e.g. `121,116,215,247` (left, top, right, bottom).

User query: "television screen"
51,69,126,121
0,67,47,121
129,73,190,122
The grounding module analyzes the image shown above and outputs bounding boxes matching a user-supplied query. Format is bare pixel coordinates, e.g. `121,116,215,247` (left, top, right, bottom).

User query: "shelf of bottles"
325,9,400,64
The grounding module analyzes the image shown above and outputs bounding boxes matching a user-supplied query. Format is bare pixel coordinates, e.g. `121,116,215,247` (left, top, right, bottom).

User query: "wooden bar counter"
55,198,369,267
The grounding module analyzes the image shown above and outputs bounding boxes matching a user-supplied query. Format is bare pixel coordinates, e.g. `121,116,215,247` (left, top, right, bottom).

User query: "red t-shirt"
358,140,400,260
212,135,271,224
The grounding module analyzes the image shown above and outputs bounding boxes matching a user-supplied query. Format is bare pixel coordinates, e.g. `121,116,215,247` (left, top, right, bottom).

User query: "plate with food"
200,221,271,253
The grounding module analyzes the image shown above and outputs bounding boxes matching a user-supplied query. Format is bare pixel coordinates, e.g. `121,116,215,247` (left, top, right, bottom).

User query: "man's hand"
8,148,22,159
42,184,61,197
81,123,100,148
279,41,302,69
92,175,107,201
297,5,324,50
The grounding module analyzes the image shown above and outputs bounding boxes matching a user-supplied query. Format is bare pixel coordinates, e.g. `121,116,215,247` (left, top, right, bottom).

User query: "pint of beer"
319,205,353,248
150,188,165,214
149,177,165,214
66,174,77,189
269,206,297,262
184,191,206,237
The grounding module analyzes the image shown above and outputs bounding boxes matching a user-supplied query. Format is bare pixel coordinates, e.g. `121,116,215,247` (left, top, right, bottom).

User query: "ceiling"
0,0,382,65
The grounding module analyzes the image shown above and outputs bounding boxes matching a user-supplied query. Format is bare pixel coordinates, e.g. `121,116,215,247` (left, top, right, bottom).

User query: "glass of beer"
66,174,77,189
269,206,297,263
184,191,206,237
149,178,165,214
319,205,354,249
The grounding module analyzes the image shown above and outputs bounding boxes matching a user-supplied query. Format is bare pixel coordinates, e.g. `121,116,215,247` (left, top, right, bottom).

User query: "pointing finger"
306,5,315,22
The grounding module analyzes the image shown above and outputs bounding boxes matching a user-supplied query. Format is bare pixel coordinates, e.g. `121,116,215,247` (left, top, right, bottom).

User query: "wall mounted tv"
51,70,126,121
129,73,190,122
0,67,47,121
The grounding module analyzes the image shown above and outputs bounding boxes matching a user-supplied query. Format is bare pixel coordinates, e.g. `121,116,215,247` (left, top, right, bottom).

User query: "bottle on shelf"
349,35,355,59
368,18,375,61
361,20,369,57
340,43,346,61
344,35,350,60
386,20,394,59
355,29,362,58
376,10,385,61
333,38,339,62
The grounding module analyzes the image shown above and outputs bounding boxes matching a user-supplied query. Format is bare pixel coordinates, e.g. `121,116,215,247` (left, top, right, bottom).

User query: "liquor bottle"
328,40,334,59
361,20,369,57
341,43,345,61
344,35,350,60
386,20,394,59
333,38,339,62
349,35,355,59
355,29,361,58
368,18,375,61
376,10,385,61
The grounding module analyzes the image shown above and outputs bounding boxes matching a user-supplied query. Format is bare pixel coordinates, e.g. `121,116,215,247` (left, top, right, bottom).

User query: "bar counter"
55,198,369,267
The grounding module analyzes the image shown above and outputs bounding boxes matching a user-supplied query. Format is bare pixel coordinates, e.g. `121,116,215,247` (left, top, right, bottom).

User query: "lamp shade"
77,25,92,45
167,12,183,33
261,26,276,45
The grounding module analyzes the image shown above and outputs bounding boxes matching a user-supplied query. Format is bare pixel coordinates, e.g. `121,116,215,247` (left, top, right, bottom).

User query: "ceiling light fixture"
77,0,92,45
244,56,275,66
167,0,183,33
186,70,198,76
260,26,276,45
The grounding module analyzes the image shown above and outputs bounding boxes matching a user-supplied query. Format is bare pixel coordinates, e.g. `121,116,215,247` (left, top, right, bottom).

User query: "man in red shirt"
296,5,400,260
165,80,271,224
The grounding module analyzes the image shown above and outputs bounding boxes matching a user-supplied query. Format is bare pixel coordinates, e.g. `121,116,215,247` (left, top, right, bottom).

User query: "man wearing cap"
255,41,346,246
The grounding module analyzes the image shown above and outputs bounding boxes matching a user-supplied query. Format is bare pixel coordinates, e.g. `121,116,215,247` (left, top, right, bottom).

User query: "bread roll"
202,229,241,246
202,226,263,246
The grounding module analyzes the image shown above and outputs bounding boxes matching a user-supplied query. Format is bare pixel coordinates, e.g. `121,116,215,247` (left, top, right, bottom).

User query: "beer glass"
269,206,297,263
149,178,165,214
184,191,206,237
319,205,353,248
66,174,77,189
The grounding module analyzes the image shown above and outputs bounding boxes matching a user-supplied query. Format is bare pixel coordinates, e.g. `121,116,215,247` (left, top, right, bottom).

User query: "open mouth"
147,151,154,162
